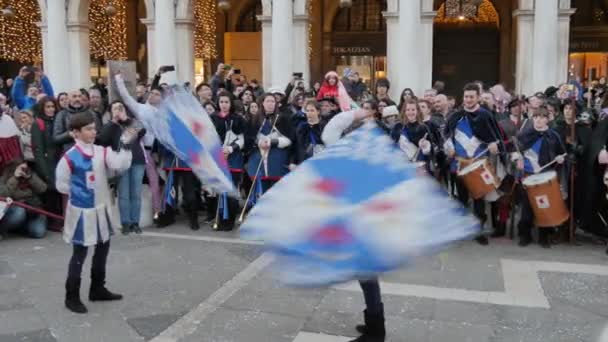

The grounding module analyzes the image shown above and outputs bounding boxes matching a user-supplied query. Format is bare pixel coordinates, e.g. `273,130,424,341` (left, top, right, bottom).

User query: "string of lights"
89,0,128,60
0,0,42,63
195,0,218,60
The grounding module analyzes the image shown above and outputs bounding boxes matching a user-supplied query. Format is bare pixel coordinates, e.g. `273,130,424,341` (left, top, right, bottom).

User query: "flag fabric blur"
152,86,235,195
163,169,176,209
240,121,480,287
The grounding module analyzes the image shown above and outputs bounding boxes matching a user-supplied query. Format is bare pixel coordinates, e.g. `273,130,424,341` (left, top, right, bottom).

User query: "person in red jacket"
316,71,353,112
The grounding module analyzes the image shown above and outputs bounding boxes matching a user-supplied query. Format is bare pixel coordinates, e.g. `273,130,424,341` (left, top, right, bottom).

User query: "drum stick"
471,141,498,162
537,153,568,173
238,114,280,224
0,196,64,221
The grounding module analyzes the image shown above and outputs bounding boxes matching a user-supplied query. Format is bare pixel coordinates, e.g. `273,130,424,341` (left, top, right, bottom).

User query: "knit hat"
382,105,399,118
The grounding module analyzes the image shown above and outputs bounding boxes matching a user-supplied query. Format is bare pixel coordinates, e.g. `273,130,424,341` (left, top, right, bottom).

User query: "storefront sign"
330,32,386,56
332,46,373,55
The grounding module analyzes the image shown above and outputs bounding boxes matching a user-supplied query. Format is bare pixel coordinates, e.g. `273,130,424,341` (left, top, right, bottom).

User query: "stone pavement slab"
0,222,607,342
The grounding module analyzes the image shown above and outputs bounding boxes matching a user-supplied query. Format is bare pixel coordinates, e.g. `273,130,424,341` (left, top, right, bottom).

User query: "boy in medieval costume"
55,112,133,313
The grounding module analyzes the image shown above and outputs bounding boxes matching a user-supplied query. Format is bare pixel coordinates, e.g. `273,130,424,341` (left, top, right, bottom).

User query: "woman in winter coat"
31,96,63,229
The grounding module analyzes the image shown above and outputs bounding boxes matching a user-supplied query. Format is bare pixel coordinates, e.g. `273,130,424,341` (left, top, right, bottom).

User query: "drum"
457,159,499,199
522,171,569,227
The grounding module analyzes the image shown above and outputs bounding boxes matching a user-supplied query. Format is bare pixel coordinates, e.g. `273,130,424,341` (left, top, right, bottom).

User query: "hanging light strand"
195,0,218,60
89,0,127,60
0,0,42,63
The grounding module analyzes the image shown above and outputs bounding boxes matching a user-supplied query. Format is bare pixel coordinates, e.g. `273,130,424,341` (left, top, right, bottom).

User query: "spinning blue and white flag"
152,86,235,194
240,122,480,287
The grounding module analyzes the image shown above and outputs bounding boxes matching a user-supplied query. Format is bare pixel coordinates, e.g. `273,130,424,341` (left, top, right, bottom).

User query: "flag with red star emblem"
240,121,480,286
151,85,235,194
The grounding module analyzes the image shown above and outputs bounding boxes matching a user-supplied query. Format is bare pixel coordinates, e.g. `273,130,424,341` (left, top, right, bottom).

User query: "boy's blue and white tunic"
55,141,132,246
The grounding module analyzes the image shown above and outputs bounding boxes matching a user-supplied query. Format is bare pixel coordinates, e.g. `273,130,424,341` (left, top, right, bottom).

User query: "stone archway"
432,0,514,94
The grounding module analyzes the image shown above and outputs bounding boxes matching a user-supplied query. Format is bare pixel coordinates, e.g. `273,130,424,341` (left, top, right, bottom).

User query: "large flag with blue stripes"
240,121,480,287
152,86,235,195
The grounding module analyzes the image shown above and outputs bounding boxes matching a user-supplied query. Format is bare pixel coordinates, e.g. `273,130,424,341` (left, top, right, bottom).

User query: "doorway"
433,27,500,96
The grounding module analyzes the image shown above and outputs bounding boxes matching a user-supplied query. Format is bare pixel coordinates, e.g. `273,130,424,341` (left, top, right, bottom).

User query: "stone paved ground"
1,221,607,342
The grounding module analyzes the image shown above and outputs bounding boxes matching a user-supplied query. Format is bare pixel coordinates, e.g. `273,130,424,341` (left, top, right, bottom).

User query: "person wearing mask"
98,101,147,235
12,67,54,110
0,160,48,239
114,72,165,228
381,105,400,131
375,78,391,102
16,110,34,162
377,99,396,121
31,96,63,230
53,90,101,154
397,88,415,112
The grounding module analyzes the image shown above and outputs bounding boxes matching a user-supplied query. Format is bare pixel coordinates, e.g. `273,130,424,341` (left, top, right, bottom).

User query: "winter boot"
89,272,123,302
65,277,88,314
188,211,200,230
350,307,386,342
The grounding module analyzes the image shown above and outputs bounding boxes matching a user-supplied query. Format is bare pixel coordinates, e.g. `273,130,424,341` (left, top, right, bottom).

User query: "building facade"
30,0,576,99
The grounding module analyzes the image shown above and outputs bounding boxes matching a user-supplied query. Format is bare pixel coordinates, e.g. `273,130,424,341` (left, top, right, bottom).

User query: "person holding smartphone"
12,66,54,110
0,160,48,239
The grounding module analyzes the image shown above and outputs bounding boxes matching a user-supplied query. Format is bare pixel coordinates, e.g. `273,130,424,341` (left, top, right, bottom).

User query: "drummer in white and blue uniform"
444,83,506,245
55,112,132,314
514,107,566,248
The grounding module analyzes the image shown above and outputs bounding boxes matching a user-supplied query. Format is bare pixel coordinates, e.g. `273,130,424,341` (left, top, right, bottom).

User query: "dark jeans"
0,206,47,238
67,241,110,280
179,171,202,213
359,278,383,314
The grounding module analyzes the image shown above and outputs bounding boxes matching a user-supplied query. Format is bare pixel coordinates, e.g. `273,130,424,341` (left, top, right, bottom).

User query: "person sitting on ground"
0,159,48,239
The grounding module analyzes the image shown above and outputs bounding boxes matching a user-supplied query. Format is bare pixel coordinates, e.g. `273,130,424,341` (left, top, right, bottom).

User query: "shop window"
333,0,387,32
569,52,608,82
